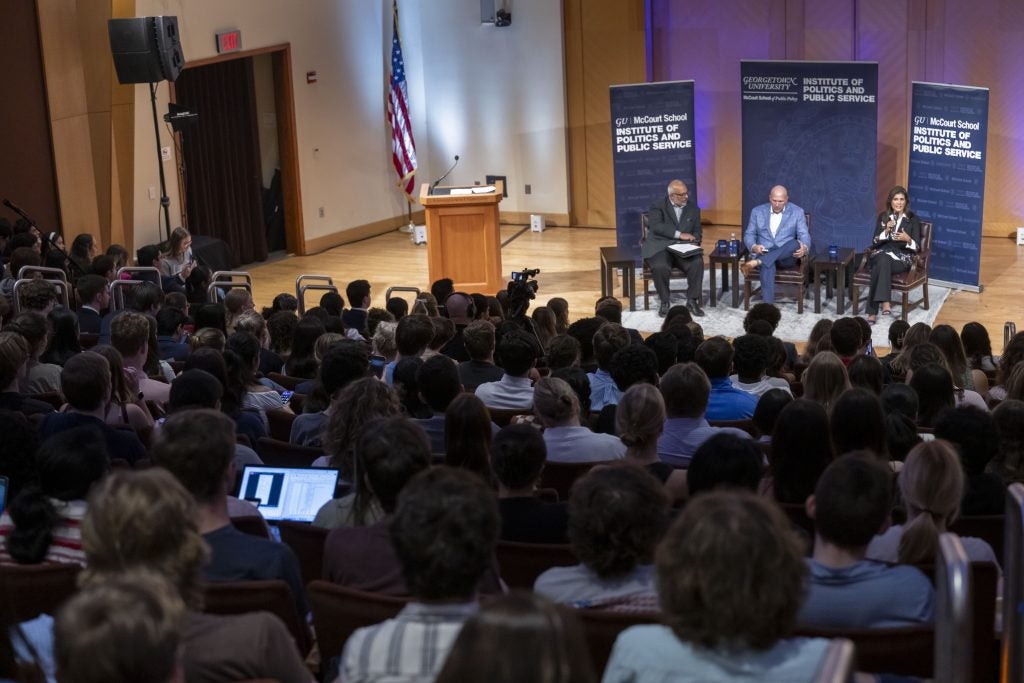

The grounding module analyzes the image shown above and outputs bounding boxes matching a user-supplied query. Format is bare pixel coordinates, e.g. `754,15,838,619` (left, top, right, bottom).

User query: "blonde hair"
616,383,666,449
314,332,346,362
532,377,579,427
897,439,964,564
802,351,850,413
373,321,398,360
81,469,209,609
190,327,226,353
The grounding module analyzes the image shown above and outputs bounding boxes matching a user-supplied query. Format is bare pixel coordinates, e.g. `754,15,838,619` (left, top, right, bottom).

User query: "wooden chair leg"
901,290,910,322
923,281,929,310
851,283,860,315
642,273,650,310
796,283,804,314
743,281,751,311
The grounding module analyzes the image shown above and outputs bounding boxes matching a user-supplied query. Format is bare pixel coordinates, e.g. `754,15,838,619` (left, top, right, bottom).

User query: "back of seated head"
136,244,160,267
461,320,496,362
595,296,623,324
491,424,547,491
55,572,186,683
302,306,329,322
812,452,892,549
687,433,763,498
550,366,591,416
128,281,162,313
592,322,630,370
193,302,226,333
752,388,792,437
269,292,298,315
660,362,710,418
429,316,456,350
395,313,434,357
385,296,409,320
76,274,109,307
430,278,454,306
223,288,251,315
830,387,887,458
907,342,947,374
169,369,223,412
745,319,774,337
152,409,235,504
934,404,998,475
8,424,110,564
62,351,111,410
909,363,955,425
325,377,402,471
644,332,679,375
155,306,187,337
359,416,431,514
533,376,579,427
391,467,499,601
546,334,580,370
345,279,371,309
854,317,873,348
470,293,489,320
417,354,461,412
566,317,604,364
319,291,344,316
888,319,910,350
743,302,782,333
366,307,393,337
0,331,31,387
19,279,57,311
266,310,297,354
163,292,187,312
609,344,659,391
848,354,884,395
7,311,48,350
226,331,260,368
732,334,770,380
89,254,115,278
881,382,919,421
694,336,733,380
663,305,692,331
10,232,38,251
9,246,40,275
231,310,264,339
496,329,540,376
110,311,149,359
617,383,666,449
319,340,370,397
567,463,669,579
444,292,475,324
190,327,225,353
658,490,806,651
829,317,862,357
80,469,209,609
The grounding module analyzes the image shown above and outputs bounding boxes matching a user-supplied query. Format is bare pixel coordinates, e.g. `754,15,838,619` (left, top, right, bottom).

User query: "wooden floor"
248,223,1023,353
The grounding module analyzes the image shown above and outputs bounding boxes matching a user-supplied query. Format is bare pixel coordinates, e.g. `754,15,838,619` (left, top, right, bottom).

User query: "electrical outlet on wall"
524,184,531,195
318,207,325,218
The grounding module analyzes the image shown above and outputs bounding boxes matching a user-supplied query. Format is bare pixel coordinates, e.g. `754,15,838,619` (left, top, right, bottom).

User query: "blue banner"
741,61,878,251
610,81,697,260
907,82,988,289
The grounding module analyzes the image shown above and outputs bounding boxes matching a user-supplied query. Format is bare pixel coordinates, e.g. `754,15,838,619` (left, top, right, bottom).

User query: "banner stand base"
928,278,982,294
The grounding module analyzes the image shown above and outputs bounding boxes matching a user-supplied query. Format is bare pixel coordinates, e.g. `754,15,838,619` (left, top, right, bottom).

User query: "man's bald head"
445,292,474,324
769,186,789,213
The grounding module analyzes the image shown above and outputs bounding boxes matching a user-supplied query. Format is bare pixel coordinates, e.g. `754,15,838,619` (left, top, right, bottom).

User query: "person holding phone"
865,185,921,324
158,226,196,281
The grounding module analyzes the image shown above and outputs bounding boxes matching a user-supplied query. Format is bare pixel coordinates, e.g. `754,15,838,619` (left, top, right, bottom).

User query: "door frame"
170,43,305,255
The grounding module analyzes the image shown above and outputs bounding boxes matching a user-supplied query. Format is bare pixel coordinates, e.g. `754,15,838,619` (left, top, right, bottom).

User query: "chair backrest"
573,606,659,675
12,278,70,313
538,460,607,501
495,540,577,589
0,563,81,622
208,271,253,302
949,514,1004,565
707,418,758,437
295,274,336,314
307,580,408,664
1003,483,1024,682
108,278,142,312
116,267,163,291
487,407,533,427
792,624,933,677
277,520,329,587
934,534,971,683
254,437,322,469
202,579,311,655
265,409,296,442
812,639,856,683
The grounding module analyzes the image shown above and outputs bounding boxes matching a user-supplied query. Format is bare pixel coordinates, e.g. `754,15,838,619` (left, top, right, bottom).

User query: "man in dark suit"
643,180,705,317
75,274,109,335
342,279,370,337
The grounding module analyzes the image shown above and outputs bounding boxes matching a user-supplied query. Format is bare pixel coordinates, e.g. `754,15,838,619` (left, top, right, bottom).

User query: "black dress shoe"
657,302,669,317
688,300,706,317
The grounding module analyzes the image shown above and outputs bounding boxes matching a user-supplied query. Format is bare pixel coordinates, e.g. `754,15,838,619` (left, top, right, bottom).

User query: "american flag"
388,0,417,198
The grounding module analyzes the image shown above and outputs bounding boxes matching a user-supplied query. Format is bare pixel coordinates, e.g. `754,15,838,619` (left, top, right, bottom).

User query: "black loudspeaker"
108,16,184,84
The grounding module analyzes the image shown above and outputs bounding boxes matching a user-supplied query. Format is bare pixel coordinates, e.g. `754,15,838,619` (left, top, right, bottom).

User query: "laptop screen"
238,466,339,523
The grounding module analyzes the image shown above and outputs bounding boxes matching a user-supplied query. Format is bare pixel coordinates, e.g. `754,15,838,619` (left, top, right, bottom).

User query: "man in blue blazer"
643,180,705,317
741,185,810,304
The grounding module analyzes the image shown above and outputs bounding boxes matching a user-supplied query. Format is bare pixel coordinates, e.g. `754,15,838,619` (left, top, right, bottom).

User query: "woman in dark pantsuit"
866,186,921,323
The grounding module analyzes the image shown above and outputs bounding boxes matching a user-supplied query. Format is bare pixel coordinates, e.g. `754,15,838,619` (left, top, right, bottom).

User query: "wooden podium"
419,180,504,294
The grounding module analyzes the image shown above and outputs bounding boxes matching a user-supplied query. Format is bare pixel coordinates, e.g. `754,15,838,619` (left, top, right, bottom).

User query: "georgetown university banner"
741,61,878,251
610,81,697,260
907,82,989,290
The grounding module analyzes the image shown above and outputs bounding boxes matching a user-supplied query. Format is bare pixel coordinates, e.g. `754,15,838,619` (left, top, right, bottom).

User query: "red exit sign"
215,29,242,53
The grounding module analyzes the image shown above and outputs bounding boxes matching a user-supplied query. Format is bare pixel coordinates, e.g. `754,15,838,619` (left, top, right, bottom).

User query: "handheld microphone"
431,155,460,192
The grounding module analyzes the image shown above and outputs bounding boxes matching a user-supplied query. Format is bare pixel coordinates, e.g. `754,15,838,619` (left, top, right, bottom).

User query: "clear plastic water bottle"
728,232,739,257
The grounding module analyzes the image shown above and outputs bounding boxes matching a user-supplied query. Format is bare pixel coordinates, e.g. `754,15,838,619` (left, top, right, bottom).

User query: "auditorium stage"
246,223,1023,353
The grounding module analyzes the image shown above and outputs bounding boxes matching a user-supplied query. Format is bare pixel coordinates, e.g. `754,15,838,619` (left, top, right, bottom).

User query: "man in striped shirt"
338,467,500,683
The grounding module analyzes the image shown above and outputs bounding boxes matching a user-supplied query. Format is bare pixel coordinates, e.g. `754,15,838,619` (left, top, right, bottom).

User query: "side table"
708,244,748,308
599,246,637,311
813,247,855,314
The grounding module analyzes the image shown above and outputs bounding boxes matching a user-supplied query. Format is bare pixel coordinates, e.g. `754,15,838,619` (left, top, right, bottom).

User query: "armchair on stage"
742,213,812,313
851,221,933,322
419,181,504,294
639,212,691,310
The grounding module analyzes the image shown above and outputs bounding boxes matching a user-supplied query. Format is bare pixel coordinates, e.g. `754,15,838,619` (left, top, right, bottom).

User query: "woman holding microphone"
865,185,921,324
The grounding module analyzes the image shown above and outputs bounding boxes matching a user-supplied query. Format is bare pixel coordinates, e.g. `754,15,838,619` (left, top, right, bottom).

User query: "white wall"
130,0,569,251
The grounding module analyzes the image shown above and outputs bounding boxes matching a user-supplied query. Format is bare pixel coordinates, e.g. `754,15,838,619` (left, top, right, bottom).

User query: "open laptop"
238,465,339,523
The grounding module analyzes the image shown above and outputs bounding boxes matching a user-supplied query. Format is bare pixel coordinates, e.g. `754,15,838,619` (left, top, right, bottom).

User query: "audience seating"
266,372,305,391
487,407,533,427
495,540,577,589
851,221,933,322
793,624,933,677
572,606,659,674
255,437,322,469
743,213,813,313
202,580,311,655
307,580,408,664
949,514,1004,564
935,536,999,683
277,520,329,586
295,274,337,315
0,563,81,622
266,409,296,442
707,418,758,437
539,460,607,501
813,639,856,683
1004,483,1024,681
231,515,271,539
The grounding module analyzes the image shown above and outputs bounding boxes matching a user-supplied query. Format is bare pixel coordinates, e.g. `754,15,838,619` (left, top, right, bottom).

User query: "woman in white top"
867,439,1000,569
158,226,195,280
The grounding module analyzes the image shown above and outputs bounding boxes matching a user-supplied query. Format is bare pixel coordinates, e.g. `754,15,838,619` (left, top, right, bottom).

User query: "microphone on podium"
430,155,460,193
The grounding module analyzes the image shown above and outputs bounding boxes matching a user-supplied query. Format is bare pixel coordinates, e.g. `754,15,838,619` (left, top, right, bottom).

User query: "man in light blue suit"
741,185,811,304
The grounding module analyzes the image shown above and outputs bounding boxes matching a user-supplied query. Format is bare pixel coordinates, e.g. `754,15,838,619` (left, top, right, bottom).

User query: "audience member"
492,424,568,544
694,337,758,419
384,294,408,321
847,353,884,395
384,314,433,384
751,388,792,444
457,320,504,390
933,405,1003,516
729,333,791,397
743,302,799,365
342,279,371,335
830,388,887,459
801,351,850,414
617,384,687,502
930,324,984,393
909,363,956,428
799,319,833,364
546,333,582,371
531,305,558,352
266,310,298,362
289,340,368,448
828,317,863,364
990,400,1024,484
319,377,401,474
158,227,194,281
686,433,763,498
476,329,540,410
110,311,170,405
0,332,55,416
439,292,475,361
961,321,998,373
566,317,604,371
766,399,833,505
7,313,62,394
444,393,496,486
879,319,910,371
283,316,325,379
586,320,631,408
91,344,155,434
533,377,625,463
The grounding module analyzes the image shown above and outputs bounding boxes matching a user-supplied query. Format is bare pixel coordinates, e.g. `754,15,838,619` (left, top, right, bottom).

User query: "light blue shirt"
657,416,751,468
474,374,535,410
587,369,622,411
543,425,626,463
535,564,657,610
799,558,934,628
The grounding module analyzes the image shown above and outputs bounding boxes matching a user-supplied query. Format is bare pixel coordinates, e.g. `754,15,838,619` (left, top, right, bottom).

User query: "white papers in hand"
668,242,702,257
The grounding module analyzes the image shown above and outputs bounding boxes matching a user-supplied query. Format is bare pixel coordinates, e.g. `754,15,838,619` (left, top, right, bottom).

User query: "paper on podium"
471,185,496,194
668,242,703,258
449,188,474,196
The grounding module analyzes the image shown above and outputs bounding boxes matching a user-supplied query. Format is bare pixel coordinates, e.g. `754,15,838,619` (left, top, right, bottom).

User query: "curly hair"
657,491,806,650
567,464,669,579
324,377,401,473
